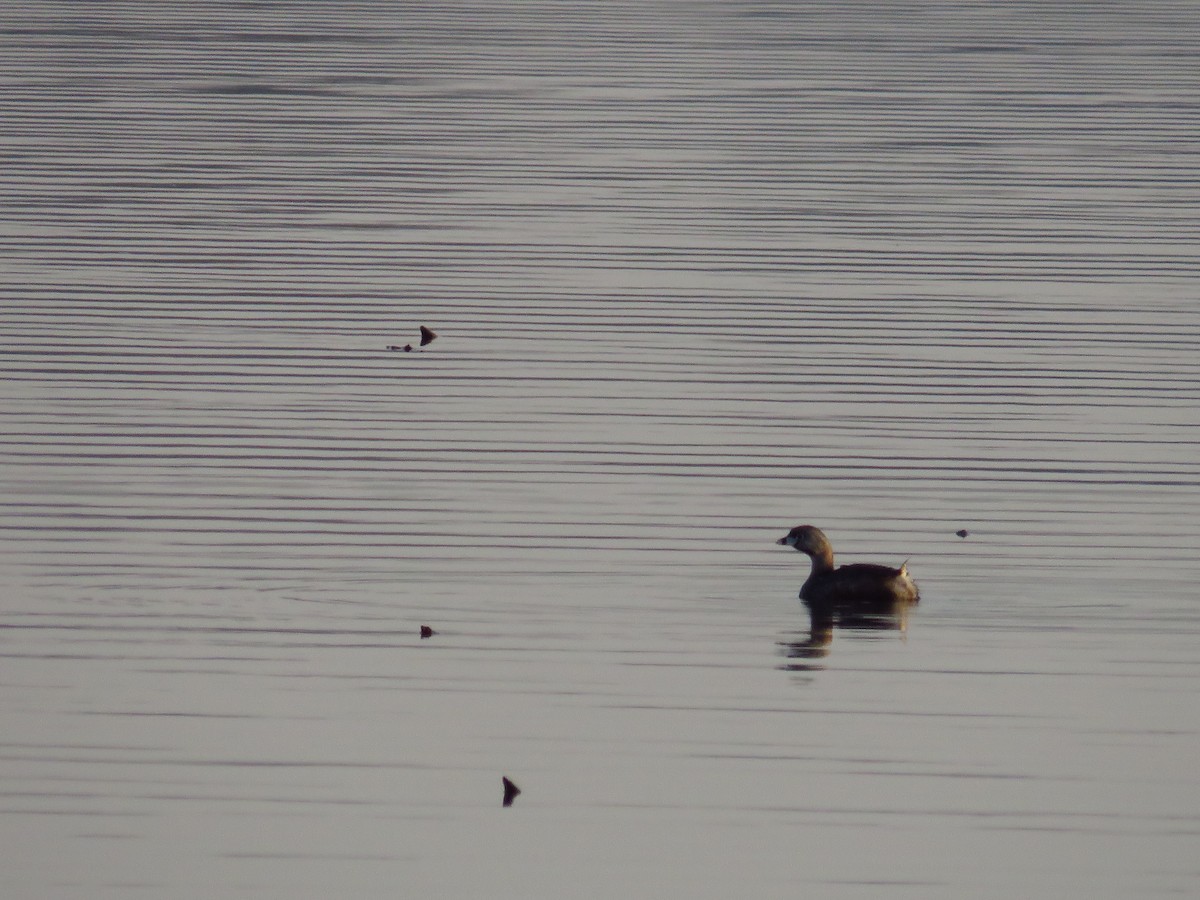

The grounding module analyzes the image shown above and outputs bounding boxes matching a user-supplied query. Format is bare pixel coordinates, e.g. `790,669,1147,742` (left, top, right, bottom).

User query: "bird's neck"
807,548,836,575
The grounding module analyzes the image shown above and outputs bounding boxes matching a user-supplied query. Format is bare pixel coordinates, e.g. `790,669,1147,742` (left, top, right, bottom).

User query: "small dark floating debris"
388,325,435,351
419,625,435,638
956,529,970,538
502,776,521,807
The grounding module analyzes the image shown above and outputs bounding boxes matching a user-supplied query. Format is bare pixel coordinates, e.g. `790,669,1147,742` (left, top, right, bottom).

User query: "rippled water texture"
2,2,1199,898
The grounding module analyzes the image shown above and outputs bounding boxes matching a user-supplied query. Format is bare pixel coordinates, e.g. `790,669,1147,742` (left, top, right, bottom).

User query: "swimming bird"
777,525,919,606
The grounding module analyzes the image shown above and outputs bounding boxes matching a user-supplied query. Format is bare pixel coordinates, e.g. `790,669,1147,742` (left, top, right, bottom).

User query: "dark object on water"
956,529,969,538
502,776,521,807
387,326,435,352
777,524,919,606
420,625,435,638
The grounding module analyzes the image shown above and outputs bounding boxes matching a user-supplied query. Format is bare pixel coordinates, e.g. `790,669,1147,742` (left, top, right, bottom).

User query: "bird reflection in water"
780,593,914,670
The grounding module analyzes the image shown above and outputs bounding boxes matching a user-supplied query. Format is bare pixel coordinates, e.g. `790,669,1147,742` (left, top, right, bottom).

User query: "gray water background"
2,2,1199,897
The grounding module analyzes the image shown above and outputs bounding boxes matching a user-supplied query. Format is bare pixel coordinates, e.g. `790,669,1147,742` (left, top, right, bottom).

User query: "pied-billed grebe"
777,525,919,606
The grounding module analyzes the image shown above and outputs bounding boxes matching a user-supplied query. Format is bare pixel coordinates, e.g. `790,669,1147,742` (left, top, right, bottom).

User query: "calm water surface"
2,2,1199,898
